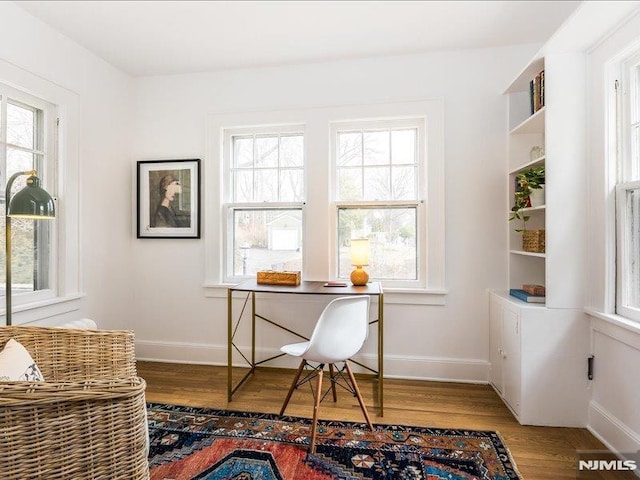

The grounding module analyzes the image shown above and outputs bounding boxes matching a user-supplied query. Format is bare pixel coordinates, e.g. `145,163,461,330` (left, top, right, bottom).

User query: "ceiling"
15,1,581,77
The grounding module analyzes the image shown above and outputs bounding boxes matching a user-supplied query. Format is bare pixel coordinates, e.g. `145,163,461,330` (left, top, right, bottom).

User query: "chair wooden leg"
328,363,338,402
280,359,306,416
345,361,374,431
309,365,324,453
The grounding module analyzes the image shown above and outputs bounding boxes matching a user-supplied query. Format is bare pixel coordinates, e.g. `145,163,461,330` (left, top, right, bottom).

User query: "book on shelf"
529,80,535,114
509,288,545,303
529,70,545,114
533,73,540,112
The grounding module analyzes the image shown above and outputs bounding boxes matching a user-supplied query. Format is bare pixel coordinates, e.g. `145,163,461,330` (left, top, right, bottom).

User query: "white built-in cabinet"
489,291,589,426
490,51,591,426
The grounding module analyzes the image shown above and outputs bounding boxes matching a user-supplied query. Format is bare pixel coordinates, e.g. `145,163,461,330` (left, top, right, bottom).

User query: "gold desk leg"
378,292,384,416
227,288,233,402
251,292,256,369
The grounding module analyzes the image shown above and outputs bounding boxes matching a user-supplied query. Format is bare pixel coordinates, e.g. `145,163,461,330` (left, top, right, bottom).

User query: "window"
0,84,56,302
616,50,640,321
207,100,445,299
223,126,305,281
333,119,424,287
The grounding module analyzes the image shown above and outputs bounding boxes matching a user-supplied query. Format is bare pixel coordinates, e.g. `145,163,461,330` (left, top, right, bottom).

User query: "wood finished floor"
139,361,632,480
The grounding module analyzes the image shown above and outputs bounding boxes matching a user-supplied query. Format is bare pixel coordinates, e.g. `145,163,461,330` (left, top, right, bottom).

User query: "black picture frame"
136,159,201,239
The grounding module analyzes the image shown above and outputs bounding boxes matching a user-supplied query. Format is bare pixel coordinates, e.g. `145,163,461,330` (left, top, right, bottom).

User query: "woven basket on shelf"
0,326,149,480
522,229,545,253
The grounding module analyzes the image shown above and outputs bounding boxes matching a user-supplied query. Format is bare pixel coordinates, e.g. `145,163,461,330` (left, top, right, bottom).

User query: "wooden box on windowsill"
256,270,301,286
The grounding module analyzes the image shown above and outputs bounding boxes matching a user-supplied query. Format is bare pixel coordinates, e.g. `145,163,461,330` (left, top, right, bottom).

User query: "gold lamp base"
350,267,369,286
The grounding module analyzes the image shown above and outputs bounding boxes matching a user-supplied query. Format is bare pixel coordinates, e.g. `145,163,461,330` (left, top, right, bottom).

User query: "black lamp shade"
7,176,56,219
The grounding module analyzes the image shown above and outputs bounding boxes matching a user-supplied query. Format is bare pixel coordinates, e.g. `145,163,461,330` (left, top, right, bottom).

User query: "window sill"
3,293,85,325
585,308,640,350
203,282,447,305
585,307,640,334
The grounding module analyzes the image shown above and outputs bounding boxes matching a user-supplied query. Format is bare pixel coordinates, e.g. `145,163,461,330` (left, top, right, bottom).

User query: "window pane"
233,136,253,168
0,154,50,294
231,131,304,202
7,147,36,179
1,94,50,298
392,165,417,200
624,188,640,310
255,135,278,168
337,127,419,202
254,169,278,202
280,135,303,167
7,103,34,149
363,131,389,165
338,132,362,167
233,209,303,275
7,219,38,291
364,166,390,200
632,63,640,123
392,129,416,165
234,170,253,202
280,169,303,202
338,207,417,280
337,167,362,201
633,125,639,180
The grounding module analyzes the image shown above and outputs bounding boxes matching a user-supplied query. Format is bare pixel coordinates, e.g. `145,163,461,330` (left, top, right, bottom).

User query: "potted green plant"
509,165,545,232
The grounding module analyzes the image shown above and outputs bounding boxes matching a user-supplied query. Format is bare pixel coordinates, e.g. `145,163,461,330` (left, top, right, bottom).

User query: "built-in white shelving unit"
489,50,590,427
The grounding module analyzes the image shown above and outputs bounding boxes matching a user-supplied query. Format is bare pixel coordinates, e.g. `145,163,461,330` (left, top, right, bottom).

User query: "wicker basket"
522,229,545,253
0,326,149,480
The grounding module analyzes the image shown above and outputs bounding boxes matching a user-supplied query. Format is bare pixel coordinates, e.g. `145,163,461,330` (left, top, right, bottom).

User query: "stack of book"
529,70,545,114
509,285,545,303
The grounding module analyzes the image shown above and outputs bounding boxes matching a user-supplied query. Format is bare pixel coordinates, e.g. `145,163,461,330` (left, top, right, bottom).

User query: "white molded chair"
279,295,374,453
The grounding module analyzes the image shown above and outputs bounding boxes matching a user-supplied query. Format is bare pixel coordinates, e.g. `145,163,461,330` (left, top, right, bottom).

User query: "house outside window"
616,49,640,322
223,126,305,281
0,84,56,303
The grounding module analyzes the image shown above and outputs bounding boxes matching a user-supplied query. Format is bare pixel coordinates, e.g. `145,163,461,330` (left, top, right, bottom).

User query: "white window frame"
205,100,445,304
0,84,58,305
0,59,82,325
615,49,640,322
222,124,306,284
330,117,426,288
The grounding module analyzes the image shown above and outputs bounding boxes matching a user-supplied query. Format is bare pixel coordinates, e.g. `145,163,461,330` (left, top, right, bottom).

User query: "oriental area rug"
147,403,522,480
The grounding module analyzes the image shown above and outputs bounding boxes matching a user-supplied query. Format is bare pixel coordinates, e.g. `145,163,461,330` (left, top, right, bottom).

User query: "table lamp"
350,238,370,286
5,170,56,326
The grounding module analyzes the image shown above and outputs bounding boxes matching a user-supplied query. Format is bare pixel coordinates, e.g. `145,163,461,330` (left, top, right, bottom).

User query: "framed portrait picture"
136,159,201,239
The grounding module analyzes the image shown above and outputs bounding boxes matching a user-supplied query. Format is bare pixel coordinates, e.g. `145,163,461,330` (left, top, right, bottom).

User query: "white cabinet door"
489,294,504,393
488,291,587,426
501,304,521,417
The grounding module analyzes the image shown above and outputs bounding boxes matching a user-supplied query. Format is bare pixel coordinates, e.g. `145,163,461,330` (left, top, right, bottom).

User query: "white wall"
585,10,640,456
0,2,133,328
131,45,537,381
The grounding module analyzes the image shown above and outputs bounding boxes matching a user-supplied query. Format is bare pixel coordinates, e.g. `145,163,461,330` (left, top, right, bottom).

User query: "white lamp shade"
350,238,370,266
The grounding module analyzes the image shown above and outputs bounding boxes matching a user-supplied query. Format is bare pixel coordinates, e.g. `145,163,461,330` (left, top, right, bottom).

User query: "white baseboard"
136,340,223,365
135,340,490,383
588,400,640,454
